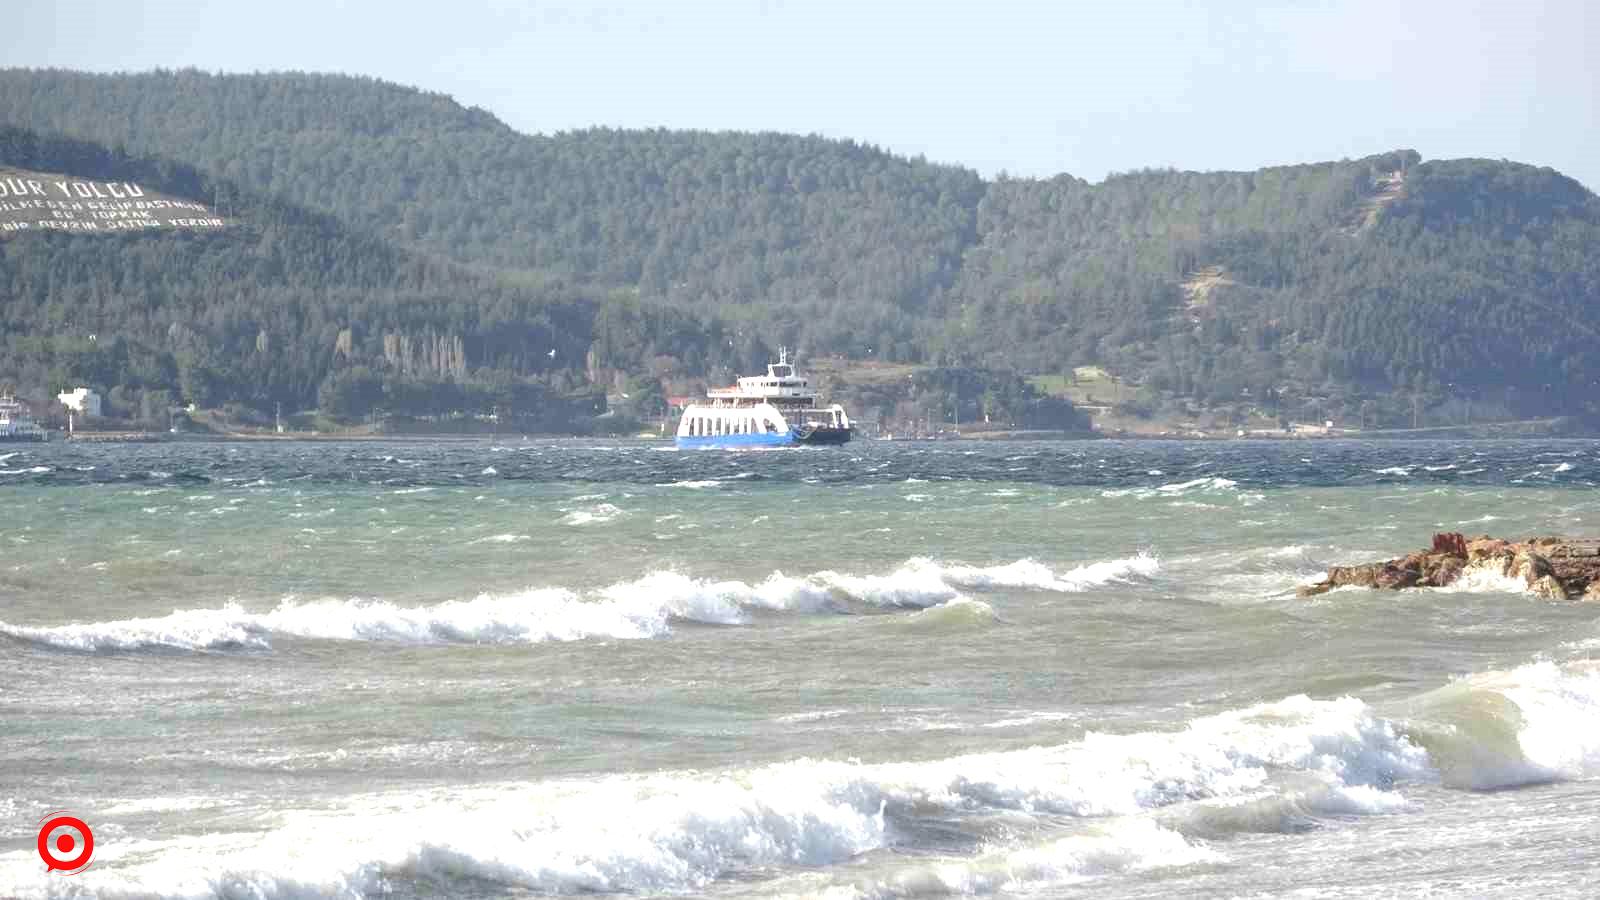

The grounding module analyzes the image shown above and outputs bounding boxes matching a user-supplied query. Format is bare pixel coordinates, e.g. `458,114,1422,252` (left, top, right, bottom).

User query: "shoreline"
29,416,1597,445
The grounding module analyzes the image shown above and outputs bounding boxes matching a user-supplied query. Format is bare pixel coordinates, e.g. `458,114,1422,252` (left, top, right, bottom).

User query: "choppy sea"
2,439,1598,898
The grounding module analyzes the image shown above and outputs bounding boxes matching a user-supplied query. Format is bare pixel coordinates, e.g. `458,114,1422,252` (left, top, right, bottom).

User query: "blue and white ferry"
676,350,853,449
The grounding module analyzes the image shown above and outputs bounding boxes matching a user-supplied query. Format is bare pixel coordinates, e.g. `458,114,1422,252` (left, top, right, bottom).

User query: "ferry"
676,349,852,448
0,395,48,442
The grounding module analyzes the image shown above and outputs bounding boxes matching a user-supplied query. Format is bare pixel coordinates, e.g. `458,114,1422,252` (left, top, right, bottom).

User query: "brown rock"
1431,532,1468,557
1529,574,1570,601
1374,560,1421,590
1510,550,1554,587
1301,535,1600,600
1421,554,1465,586
1466,538,1511,562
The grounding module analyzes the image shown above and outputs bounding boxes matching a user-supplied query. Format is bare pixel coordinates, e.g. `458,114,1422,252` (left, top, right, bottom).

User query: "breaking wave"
1101,477,1243,500
1393,659,1600,789
560,502,627,525
0,554,1153,653
0,692,1432,899
0,585,723,652
821,820,1221,898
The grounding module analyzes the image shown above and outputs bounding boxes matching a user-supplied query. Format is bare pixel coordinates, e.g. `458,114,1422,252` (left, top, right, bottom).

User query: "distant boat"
675,349,852,448
0,395,47,442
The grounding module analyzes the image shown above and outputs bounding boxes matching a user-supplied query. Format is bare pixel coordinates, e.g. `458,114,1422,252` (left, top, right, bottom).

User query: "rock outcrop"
1299,533,1600,599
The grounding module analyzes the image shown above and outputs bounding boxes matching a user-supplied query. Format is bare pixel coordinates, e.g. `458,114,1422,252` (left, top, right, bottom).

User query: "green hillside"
0,127,617,429
3,68,1599,431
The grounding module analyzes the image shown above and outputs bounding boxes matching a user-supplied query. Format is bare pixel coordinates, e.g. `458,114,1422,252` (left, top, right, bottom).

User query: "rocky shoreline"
1299,533,1600,600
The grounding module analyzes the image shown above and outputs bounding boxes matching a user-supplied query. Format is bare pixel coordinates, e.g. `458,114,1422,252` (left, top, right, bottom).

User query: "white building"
58,387,102,418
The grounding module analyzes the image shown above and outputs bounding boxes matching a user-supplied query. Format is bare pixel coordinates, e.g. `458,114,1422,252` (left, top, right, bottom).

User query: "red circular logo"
36,812,94,874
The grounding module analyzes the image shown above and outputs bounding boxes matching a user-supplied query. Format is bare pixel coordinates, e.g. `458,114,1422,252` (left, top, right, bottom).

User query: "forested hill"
0,69,985,364
0,127,625,429
3,68,1600,429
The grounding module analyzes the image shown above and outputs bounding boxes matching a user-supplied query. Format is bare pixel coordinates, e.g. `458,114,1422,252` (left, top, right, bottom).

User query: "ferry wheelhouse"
676,350,852,448
0,395,48,442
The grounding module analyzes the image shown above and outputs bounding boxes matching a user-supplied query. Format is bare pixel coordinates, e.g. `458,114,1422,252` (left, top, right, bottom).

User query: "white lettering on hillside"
0,171,225,237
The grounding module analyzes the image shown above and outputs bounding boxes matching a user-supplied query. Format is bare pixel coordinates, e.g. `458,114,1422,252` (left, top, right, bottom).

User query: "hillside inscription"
0,169,227,235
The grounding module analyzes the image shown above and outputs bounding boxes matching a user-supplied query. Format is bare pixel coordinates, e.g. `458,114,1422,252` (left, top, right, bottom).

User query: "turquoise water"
2,440,1598,897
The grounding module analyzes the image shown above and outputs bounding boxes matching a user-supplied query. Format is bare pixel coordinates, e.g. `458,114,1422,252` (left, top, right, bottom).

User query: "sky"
9,0,1598,189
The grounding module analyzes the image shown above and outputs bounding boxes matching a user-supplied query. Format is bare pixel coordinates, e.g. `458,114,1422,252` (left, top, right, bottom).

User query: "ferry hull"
675,431,795,450
795,425,852,445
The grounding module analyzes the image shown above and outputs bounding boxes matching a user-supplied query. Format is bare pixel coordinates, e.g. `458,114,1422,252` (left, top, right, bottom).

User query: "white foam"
0,587,713,652
0,605,272,652
1157,477,1237,493
561,502,626,525
467,533,529,545
826,819,1221,898
0,465,50,475
1056,553,1161,589
264,589,698,643
0,693,1426,898
980,710,1078,729
0,555,1158,654
1480,661,1600,784
858,694,1429,820
907,554,1158,595
813,563,964,608
1437,560,1538,595
0,767,889,898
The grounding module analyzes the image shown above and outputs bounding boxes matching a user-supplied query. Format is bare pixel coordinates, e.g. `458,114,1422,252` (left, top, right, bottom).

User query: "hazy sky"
9,0,1598,188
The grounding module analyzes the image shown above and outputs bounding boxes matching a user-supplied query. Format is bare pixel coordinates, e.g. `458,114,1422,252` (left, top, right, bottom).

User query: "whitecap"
467,533,529,545
561,503,625,526
1158,477,1237,493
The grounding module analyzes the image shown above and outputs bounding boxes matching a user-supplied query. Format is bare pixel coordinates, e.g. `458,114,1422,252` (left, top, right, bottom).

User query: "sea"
1,438,1598,899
